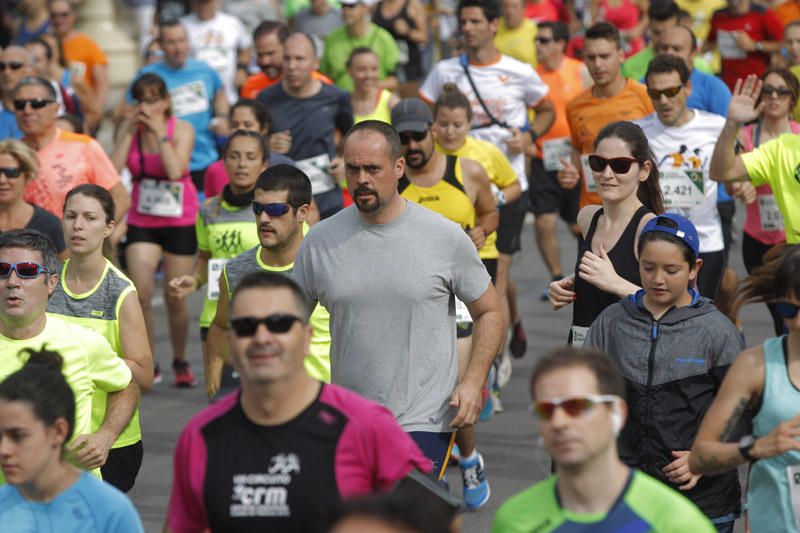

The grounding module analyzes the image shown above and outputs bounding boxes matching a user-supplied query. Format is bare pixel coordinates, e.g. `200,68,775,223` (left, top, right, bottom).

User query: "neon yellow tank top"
354,89,393,124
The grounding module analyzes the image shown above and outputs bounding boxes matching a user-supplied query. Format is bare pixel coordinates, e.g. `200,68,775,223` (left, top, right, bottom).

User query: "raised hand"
728,75,764,125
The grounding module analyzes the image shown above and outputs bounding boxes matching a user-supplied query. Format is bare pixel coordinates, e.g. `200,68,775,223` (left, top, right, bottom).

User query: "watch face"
740,435,756,447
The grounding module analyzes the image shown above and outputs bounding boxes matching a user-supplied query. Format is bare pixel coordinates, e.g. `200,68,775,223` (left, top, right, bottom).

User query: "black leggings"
742,232,785,336
697,250,726,300
101,440,144,493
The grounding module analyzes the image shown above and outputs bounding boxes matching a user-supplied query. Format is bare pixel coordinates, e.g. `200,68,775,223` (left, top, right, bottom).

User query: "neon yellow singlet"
354,89,393,124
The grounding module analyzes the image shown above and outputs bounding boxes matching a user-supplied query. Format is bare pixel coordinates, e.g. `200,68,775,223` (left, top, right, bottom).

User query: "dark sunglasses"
535,36,554,44
776,302,799,319
0,167,23,178
230,314,304,337
13,98,55,111
50,11,72,18
0,261,49,279
761,86,793,98
646,85,683,100
0,61,24,71
399,130,427,145
587,155,640,174
252,201,293,217
533,394,618,421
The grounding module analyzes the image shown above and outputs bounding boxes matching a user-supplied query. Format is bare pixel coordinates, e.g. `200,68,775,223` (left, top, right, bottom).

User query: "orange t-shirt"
24,129,121,217
773,0,800,28
62,33,107,89
240,71,334,99
565,78,653,207
536,57,587,153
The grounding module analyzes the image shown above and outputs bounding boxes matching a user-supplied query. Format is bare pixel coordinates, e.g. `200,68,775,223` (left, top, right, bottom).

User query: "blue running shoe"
460,452,490,510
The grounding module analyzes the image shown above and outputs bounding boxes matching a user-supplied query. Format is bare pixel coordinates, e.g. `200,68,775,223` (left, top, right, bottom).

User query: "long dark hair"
734,244,800,316
594,121,664,215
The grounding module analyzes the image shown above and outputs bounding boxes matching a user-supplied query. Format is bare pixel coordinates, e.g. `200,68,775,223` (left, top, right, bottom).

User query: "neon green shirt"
0,315,132,483
493,469,715,533
321,24,399,92
622,46,714,81
47,259,141,448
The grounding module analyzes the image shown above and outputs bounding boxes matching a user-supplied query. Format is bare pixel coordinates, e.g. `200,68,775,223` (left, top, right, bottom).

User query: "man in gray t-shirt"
292,120,504,479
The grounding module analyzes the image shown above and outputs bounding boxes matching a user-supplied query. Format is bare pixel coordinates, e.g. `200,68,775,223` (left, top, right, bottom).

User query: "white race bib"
455,296,473,324
718,30,747,59
570,325,589,348
170,81,210,117
295,154,335,194
580,155,597,193
759,194,785,232
136,179,184,218
659,168,705,209
542,138,572,172
207,258,228,301
786,464,800,529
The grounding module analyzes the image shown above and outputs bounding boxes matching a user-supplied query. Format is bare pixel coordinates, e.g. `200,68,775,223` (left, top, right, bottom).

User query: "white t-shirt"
420,55,549,191
635,109,724,253
181,12,252,104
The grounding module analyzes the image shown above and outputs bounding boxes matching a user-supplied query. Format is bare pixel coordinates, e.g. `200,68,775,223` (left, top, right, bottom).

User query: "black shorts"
126,224,197,256
529,157,580,224
482,258,498,285
456,321,474,338
496,195,529,255
101,440,143,493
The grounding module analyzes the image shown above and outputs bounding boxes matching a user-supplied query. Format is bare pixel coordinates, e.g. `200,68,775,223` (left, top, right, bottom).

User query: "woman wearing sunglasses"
0,140,66,260
168,130,264,373
0,348,145,532
549,121,664,347
47,184,153,493
691,244,800,533
735,69,799,336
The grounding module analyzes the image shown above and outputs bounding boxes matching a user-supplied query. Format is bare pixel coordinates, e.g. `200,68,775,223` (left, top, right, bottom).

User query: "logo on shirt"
214,229,244,255
91,310,104,317
229,453,301,519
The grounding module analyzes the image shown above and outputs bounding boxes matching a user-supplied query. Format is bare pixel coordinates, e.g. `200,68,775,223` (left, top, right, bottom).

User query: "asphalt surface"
129,211,771,532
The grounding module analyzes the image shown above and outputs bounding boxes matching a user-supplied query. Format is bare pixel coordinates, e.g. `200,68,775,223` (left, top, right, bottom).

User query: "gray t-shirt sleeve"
450,229,491,304
291,239,319,307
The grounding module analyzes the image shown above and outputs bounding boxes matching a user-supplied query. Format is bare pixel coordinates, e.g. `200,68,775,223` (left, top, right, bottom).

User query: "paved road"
129,211,772,532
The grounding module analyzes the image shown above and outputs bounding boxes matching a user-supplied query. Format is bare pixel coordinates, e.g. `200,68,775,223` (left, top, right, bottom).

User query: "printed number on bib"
759,194,784,232
717,31,747,59
207,259,228,301
659,168,705,209
570,325,589,348
786,464,800,529
170,81,210,116
455,296,473,324
580,155,597,193
295,154,335,194
136,179,184,218
543,138,572,172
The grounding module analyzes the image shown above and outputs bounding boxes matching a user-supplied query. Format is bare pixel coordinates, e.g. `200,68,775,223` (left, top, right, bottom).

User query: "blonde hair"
0,139,39,180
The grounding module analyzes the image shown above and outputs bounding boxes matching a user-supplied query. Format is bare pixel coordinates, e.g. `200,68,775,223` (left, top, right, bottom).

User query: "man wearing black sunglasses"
166,271,430,533
0,46,31,140
493,347,715,532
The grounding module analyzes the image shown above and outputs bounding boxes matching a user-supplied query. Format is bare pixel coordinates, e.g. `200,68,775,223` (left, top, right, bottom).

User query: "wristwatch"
738,434,757,461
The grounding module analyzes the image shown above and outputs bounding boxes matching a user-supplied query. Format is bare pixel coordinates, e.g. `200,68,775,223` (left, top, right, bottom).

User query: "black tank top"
373,0,422,79
571,205,650,336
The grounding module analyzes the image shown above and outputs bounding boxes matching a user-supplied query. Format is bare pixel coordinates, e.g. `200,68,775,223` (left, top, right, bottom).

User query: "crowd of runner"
1,0,800,530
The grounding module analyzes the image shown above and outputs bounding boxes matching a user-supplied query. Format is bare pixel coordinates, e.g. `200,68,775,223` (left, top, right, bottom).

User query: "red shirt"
708,5,783,90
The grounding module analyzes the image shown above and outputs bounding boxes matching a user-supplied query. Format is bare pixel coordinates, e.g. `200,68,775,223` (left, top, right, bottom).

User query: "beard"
353,184,381,213
404,148,431,170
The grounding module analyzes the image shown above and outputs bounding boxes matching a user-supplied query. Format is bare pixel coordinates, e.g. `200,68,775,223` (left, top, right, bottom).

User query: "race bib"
718,30,747,59
295,154,335,194
455,296,473,324
786,464,800,529
580,155,597,193
170,81,210,117
136,179,184,218
542,138,572,172
759,194,785,232
207,258,228,301
196,47,229,74
659,168,705,209
570,325,589,348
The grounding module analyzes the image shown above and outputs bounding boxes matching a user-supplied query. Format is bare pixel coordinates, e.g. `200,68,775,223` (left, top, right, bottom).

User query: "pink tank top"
127,117,199,228
599,0,643,55
741,121,797,245
203,159,229,199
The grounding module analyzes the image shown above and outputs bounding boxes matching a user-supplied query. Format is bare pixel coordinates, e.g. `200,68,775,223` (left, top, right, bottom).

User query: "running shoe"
460,452,490,510
153,362,163,385
509,320,528,359
496,351,512,389
173,359,197,388
492,389,504,413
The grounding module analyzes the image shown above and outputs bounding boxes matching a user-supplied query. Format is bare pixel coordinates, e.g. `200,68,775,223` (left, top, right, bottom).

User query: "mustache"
354,185,377,196
405,150,424,158
259,223,276,232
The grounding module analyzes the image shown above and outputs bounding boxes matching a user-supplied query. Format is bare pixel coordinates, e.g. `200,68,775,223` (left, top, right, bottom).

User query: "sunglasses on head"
646,85,683,100
0,261,49,279
761,86,793,98
252,201,293,217
533,394,618,421
776,302,800,319
13,98,55,111
399,130,427,145
587,155,640,174
0,167,23,178
0,61,24,71
230,314,304,337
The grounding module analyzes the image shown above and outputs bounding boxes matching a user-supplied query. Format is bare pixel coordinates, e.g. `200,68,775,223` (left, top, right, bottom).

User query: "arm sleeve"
291,240,319,306
584,314,607,351
87,331,132,393
488,144,518,188
89,39,109,66
523,65,549,107
450,228,491,303
167,426,210,533
740,137,780,187
86,140,122,189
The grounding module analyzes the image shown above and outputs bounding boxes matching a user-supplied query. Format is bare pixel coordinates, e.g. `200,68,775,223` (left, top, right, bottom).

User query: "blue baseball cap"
640,213,700,258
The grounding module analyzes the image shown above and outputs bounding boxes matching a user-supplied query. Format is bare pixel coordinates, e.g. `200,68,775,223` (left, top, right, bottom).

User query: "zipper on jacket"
645,320,659,469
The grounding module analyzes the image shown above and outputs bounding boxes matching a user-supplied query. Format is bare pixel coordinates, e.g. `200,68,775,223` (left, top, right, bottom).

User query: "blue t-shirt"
0,107,23,140
687,70,731,118
0,471,145,532
130,59,223,171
